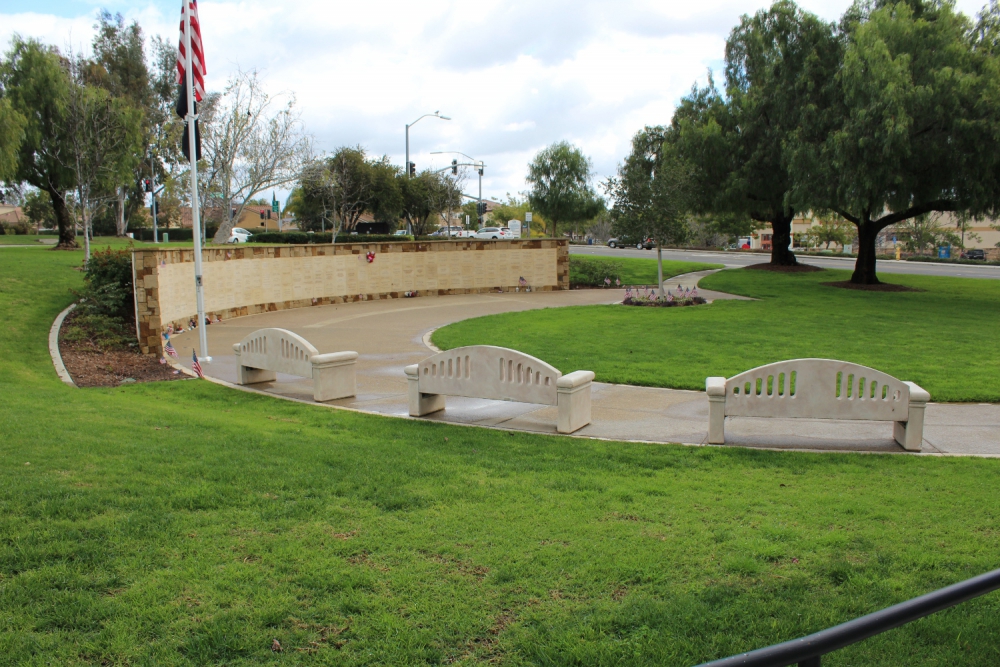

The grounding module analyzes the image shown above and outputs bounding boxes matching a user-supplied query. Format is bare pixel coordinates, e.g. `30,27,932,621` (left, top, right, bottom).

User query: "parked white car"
474,227,509,240
228,227,253,243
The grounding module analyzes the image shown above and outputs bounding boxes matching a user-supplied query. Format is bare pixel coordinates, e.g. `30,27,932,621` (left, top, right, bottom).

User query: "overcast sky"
0,0,990,204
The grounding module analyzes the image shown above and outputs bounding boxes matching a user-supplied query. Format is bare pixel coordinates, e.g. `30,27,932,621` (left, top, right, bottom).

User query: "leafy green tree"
87,12,154,236
368,158,402,224
606,128,692,293
895,215,961,255
22,188,56,230
0,98,25,181
674,1,840,266
805,218,853,249
526,141,603,239
63,68,144,260
0,37,78,248
790,0,1000,283
400,171,447,236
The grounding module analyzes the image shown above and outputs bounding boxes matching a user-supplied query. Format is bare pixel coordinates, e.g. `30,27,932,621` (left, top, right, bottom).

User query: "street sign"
271,200,279,213
525,212,532,222
508,220,522,239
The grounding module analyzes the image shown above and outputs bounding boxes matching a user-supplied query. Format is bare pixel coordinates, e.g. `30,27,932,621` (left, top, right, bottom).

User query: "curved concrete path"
170,272,1000,456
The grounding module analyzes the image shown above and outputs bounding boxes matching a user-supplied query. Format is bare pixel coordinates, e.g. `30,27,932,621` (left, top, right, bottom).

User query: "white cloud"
0,0,991,202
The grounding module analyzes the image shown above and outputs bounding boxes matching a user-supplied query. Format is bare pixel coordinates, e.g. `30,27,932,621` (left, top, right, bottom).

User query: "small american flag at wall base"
192,349,204,378
164,339,178,358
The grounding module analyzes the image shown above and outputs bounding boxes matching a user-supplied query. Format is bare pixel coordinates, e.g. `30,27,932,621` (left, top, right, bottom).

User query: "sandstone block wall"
133,239,569,356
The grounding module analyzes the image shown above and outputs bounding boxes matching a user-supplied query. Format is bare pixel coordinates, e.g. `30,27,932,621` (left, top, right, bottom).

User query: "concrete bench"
706,358,929,451
233,328,358,402
404,345,594,433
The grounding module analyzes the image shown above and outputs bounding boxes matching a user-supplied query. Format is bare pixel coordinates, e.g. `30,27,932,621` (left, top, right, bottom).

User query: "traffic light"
408,161,416,177
143,178,152,192
478,167,483,176
267,210,272,220
476,201,487,218
259,209,265,220
451,159,458,175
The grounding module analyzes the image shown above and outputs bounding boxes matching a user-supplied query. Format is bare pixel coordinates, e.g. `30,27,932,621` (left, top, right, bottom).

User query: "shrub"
134,226,219,242
67,246,136,349
250,232,420,244
570,257,623,286
80,246,135,322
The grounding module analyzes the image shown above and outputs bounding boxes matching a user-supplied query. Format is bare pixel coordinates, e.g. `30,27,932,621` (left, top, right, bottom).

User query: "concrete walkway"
170,272,1000,456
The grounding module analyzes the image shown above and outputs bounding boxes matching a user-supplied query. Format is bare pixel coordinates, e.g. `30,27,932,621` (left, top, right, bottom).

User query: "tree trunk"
769,215,797,265
850,220,881,284
48,186,77,249
116,187,127,236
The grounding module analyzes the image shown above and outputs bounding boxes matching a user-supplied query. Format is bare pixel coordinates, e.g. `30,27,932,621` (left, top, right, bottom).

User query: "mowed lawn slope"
1,247,999,665
434,264,1000,403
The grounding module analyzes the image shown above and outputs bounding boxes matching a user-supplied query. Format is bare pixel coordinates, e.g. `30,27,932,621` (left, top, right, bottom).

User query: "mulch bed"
745,262,824,273
59,310,187,388
821,281,924,293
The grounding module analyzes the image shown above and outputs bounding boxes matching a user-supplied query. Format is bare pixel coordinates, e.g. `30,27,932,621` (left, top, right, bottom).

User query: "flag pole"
184,1,210,363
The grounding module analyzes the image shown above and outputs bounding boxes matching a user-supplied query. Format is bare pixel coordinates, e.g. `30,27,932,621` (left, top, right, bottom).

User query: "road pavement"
571,245,1000,280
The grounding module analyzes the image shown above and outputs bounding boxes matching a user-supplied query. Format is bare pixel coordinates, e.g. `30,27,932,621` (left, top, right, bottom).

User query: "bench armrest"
557,370,595,389
706,376,727,397
404,364,419,378
312,351,359,367
903,381,930,405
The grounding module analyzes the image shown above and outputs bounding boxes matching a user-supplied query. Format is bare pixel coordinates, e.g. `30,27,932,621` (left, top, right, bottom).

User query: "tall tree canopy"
0,37,78,248
790,0,1000,283
674,1,840,265
526,141,603,239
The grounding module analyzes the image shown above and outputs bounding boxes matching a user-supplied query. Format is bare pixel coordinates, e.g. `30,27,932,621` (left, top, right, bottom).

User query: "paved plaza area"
171,272,1000,456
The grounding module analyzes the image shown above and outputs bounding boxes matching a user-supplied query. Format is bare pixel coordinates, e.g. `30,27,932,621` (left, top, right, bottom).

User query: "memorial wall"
132,239,568,355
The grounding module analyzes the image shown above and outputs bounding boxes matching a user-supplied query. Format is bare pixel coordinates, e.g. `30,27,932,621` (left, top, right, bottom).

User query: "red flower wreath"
366,251,375,263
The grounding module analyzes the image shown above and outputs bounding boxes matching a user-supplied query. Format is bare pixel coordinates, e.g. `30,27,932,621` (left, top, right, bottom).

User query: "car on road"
228,228,253,243
607,236,653,249
474,227,509,240
394,229,409,236
961,248,986,260
429,226,471,238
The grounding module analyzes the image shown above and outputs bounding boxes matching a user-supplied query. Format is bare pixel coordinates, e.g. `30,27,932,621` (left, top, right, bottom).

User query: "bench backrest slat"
236,327,318,379
417,345,560,405
725,358,909,421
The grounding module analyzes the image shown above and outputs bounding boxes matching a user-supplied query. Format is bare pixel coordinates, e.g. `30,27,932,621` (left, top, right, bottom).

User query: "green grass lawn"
434,263,1000,403
2,249,1000,665
570,255,723,286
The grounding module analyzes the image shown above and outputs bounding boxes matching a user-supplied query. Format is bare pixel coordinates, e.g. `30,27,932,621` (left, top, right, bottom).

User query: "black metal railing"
696,567,1000,667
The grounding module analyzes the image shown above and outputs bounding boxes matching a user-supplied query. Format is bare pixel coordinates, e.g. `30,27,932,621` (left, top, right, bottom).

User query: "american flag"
518,276,527,287
177,0,206,102
192,349,204,378
164,339,178,358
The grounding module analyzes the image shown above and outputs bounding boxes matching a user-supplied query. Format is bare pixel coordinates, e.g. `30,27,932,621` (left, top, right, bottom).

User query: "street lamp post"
431,151,484,230
405,111,450,234
405,111,451,178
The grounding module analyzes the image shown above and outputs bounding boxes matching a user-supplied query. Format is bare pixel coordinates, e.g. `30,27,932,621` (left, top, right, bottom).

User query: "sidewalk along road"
571,245,1000,280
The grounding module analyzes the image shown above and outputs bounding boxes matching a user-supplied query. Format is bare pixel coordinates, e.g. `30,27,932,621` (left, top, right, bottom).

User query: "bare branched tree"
203,69,311,243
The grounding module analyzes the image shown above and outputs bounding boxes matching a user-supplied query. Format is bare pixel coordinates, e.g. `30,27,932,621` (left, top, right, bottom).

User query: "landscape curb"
49,303,77,387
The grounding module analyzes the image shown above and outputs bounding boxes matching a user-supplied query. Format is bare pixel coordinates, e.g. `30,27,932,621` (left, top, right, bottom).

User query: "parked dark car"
960,248,986,260
607,236,654,249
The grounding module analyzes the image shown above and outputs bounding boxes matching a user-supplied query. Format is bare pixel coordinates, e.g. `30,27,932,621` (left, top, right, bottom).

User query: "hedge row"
134,227,218,242
250,232,432,244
